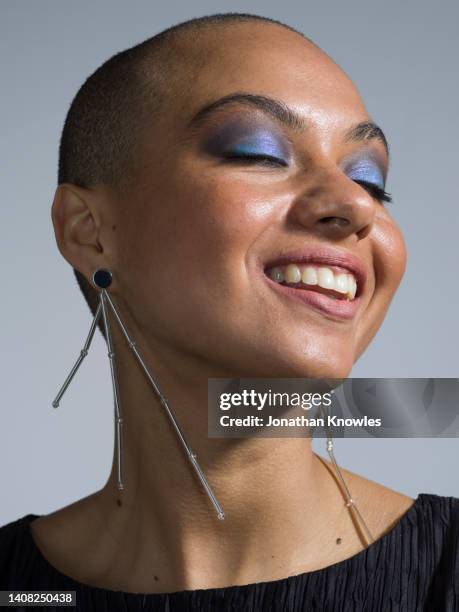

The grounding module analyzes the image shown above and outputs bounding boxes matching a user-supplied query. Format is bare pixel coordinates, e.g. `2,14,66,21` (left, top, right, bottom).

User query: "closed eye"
354,180,393,204
223,152,288,167
222,154,392,201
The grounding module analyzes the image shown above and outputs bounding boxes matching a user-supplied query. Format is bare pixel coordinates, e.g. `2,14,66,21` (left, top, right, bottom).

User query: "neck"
83,324,353,593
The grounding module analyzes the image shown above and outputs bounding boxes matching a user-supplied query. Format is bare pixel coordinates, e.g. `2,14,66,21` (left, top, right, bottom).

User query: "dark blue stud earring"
93,268,112,289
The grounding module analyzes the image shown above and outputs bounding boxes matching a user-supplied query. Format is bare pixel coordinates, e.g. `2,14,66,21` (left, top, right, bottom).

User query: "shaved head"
59,13,310,191
58,13,313,330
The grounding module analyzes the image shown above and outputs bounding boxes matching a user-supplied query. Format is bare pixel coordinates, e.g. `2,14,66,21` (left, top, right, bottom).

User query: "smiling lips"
263,254,366,320
267,263,358,300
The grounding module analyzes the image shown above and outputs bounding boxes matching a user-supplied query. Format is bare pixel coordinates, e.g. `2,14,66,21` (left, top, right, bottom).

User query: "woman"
1,12,457,611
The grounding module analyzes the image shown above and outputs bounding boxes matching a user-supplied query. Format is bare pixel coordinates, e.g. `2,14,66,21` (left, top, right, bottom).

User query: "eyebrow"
190,92,305,131
189,92,389,157
344,122,389,157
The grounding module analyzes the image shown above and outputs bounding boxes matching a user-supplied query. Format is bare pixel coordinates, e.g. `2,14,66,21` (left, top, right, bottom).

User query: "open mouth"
265,263,358,300
263,260,365,320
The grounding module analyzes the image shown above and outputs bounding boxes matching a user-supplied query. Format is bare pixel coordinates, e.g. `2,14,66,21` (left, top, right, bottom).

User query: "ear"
51,184,111,287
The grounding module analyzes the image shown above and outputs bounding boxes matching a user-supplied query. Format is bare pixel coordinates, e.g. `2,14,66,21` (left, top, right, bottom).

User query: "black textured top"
0,493,458,611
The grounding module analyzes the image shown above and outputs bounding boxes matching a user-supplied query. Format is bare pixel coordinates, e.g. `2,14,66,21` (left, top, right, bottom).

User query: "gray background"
1,0,457,525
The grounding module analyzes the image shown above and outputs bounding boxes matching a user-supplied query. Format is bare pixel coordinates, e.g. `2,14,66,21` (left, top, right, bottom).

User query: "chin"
267,362,353,380
229,344,354,380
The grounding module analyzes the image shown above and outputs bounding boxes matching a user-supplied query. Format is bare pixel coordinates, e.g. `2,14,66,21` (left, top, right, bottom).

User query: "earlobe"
51,183,104,275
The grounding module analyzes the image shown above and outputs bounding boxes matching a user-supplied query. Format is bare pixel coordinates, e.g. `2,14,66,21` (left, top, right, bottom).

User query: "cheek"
136,172,282,280
354,216,407,359
118,169,286,325
372,215,407,290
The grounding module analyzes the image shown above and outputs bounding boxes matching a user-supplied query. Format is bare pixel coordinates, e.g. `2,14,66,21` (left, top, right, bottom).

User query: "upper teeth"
267,264,357,300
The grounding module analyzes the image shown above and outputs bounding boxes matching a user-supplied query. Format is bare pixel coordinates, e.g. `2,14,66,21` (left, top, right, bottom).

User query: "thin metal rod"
103,290,225,520
319,402,374,544
325,437,375,544
52,302,102,408
100,291,124,491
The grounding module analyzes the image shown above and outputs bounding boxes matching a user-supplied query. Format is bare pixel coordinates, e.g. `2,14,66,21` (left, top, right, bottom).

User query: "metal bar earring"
99,277,224,520
320,403,375,544
52,268,125,491
96,270,125,492
51,268,225,520
52,301,102,408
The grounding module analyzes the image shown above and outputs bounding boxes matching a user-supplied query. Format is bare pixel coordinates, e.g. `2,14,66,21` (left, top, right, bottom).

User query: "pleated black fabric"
1,493,458,611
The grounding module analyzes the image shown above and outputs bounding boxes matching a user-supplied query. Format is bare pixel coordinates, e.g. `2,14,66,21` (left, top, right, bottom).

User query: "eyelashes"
222,152,392,204
344,157,391,203
202,115,392,203
223,151,288,167
353,180,393,204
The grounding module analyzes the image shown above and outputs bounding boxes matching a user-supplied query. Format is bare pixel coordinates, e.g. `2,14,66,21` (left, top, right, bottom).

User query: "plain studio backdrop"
1,0,458,525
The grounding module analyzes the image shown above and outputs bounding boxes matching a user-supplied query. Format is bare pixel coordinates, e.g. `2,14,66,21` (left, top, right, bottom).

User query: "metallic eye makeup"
342,153,386,191
198,111,389,196
201,115,291,164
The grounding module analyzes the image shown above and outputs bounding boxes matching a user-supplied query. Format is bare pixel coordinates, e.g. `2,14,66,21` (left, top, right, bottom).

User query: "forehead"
167,22,369,130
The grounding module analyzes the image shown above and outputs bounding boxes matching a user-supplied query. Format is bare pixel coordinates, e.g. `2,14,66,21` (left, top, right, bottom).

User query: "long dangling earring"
320,403,375,544
52,268,225,520
324,436,375,544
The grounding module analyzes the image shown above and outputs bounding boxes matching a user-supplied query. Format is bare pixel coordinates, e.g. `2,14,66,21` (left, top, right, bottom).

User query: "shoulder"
349,467,459,543
0,495,104,592
0,513,35,556
0,514,39,588
336,461,459,576
411,492,459,545
401,493,459,606
316,453,459,545
316,454,417,539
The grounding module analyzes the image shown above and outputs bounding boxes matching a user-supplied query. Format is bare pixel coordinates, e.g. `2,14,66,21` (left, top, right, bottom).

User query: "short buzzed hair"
58,12,306,338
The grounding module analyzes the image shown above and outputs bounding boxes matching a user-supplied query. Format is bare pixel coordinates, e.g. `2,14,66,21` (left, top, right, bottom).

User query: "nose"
289,166,376,242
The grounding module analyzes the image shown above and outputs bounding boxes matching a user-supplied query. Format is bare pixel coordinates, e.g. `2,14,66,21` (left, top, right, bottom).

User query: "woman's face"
111,23,406,378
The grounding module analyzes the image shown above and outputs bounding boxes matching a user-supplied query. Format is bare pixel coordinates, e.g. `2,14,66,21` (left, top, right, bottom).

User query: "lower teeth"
278,281,352,300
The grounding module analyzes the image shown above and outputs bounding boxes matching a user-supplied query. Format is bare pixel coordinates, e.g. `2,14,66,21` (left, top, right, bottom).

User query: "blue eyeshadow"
345,158,385,190
228,132,288,158
202,118,290,162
